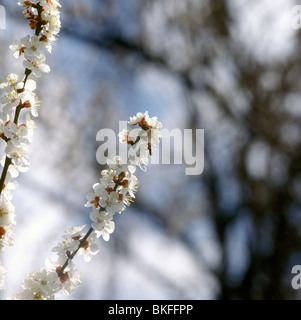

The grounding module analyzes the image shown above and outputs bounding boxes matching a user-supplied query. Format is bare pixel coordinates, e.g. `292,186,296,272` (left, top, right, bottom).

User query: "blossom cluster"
13,226,88,299
119,111,162,170
12,111,162,299
0,0,61,290
12,0,61,78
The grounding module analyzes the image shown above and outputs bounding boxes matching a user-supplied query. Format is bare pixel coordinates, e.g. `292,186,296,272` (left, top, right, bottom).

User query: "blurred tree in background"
1,0,301,299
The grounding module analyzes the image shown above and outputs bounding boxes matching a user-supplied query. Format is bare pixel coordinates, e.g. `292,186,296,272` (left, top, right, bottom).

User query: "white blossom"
3,122,30,147
77,232,99,262
0,260,7,291
0,74,24,108
23,54,50,78
90,208,115,241
13,269,61,300
45,257,81,296
4,141,30,176
0,194,16,252
129,110,162,131
52,225,86,264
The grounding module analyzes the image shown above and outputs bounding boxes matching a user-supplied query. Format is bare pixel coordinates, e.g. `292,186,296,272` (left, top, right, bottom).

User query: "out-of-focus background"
1,0,301,299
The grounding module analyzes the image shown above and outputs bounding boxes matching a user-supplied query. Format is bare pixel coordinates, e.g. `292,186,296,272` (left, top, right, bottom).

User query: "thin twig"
56,171,126,278
0,5,43,195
